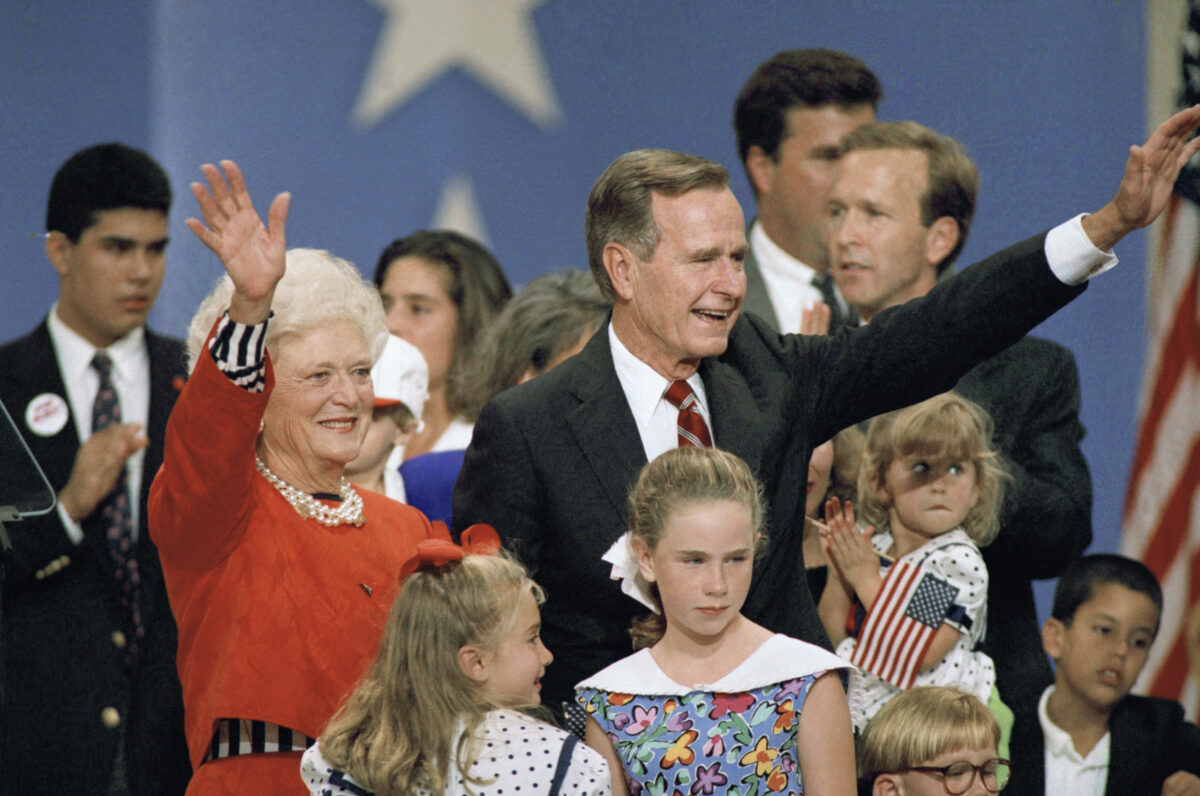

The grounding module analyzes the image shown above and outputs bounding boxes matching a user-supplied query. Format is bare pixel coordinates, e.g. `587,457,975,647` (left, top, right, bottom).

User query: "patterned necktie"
91,352,142,665
664,380,712,448
811,269,845,328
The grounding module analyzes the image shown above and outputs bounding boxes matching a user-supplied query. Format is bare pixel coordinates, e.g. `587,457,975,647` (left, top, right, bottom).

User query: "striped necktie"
664,379,712,448
92,352,142,665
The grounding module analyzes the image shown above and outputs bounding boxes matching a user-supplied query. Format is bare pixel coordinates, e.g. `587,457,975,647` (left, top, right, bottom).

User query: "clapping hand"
800,300,832,336
1161,771,1200,796
820,497,882,610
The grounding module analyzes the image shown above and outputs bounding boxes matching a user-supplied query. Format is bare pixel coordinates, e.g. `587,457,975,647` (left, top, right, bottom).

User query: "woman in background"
458,269,608,422
374,230,511,522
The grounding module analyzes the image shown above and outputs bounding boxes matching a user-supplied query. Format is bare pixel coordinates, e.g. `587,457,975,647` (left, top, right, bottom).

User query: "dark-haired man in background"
0,143,190,794
734,48,880,332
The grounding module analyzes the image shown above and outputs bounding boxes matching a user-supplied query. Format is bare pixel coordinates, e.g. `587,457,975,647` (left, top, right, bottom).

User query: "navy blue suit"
0,321,191,795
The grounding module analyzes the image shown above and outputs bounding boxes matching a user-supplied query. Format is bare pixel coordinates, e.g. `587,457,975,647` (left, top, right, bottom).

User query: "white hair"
186,248,388,373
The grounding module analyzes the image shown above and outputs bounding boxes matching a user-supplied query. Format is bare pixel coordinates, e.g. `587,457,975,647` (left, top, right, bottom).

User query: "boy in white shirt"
1008,554,1200,795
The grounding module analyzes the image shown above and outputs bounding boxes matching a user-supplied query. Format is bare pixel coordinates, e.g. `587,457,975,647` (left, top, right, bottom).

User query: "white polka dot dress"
836,528,996,733
300,709,611,795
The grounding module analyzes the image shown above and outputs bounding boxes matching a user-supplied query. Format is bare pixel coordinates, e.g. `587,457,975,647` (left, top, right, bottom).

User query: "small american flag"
850,560,959,690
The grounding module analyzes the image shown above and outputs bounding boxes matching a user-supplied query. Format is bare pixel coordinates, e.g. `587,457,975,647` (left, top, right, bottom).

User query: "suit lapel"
701,356,766,473
141,330,185,509
564,327,648,521
741,244,781,330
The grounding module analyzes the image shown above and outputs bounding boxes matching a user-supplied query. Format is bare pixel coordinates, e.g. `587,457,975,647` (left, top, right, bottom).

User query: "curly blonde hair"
856,393,1008,546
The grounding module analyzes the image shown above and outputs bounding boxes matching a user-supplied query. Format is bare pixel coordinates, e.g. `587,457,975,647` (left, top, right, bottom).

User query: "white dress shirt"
750,219,849,333
1039,685,1111,795
47,305,151,544
609,323,711,462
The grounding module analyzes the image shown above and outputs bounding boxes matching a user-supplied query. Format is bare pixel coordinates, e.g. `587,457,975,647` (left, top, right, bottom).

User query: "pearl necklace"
255,456,365,527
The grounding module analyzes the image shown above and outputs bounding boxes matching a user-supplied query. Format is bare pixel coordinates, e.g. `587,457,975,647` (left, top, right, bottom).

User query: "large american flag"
850,560,960,690
1120,0,1200,721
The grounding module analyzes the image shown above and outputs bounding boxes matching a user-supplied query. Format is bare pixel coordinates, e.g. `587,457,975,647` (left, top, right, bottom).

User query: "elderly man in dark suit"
452,109,1200,720
0,143,190,794
825,120,1092,774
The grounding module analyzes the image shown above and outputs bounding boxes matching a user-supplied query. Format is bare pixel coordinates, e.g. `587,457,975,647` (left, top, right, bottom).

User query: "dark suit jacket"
0,321,191,795
453,233,1084,711
952,336,1092,772
1007,692,1200,795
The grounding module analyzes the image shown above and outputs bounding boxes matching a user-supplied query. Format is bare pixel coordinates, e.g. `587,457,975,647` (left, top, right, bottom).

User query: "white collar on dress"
576,633,850,695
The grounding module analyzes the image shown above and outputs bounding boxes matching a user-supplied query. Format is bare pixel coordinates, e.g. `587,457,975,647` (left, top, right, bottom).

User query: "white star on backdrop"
354,0,562,129
432,173,489,245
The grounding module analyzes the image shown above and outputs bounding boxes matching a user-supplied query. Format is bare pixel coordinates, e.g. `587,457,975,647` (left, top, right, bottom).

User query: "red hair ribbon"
398,523,501,580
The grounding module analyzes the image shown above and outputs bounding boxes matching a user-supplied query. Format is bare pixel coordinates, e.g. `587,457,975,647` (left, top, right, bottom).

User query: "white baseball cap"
372,334,429,422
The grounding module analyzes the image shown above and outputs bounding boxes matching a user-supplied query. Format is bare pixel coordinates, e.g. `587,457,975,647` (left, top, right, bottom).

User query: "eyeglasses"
904,757,1012,794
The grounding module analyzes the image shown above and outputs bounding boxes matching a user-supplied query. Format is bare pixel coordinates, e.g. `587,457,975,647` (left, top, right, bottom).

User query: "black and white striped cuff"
206,718,315,760
209,312,270,393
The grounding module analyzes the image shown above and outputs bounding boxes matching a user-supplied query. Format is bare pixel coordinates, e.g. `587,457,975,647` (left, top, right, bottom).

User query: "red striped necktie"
665,379,712,448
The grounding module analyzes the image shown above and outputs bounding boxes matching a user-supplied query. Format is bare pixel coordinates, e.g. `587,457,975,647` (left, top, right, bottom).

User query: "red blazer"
149,338,442,773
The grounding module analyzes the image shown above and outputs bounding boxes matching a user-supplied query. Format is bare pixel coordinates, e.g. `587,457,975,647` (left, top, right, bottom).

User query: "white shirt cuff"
1044,213,1119,285
56,501,84,545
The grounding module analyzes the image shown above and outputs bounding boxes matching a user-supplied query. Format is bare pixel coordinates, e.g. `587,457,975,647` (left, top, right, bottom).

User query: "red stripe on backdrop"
1149,546,1200,700
1123,256,1200,523
1142,439,1200,577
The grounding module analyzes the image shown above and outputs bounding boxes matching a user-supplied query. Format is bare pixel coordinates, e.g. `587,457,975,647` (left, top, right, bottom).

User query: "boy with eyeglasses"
857,685,1009,795
1007,554,1200,795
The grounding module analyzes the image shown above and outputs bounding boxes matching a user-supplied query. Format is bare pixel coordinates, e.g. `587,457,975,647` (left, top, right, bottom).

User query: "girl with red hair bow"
302,526,614,795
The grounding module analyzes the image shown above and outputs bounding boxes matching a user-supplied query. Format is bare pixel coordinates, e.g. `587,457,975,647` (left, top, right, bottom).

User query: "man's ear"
457,645,489,684
1042,617,1065,659
872,773,903,795
923,216,960,271
44,231,73,277
745,145,777,197
631,536,656,584
603,242,639,302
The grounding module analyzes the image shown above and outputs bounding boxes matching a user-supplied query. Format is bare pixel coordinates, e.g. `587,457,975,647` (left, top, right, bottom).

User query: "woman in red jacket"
150,160,443,794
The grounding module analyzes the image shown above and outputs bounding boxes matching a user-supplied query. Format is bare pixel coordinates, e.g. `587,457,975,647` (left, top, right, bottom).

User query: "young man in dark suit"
734,48,879,332
826,120,1093,775
0,143,191,794
452,109,1200,720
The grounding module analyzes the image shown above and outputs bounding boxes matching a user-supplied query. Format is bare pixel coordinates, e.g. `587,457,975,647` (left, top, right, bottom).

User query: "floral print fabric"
577,675,816,796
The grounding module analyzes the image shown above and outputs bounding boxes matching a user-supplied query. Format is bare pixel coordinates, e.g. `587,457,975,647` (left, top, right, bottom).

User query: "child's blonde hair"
857,393,1008,546
319,553,544,795
857,686,1000,782
627,447,766,649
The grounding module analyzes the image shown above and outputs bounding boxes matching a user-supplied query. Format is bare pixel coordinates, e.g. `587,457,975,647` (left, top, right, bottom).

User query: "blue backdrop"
0,1,1150,615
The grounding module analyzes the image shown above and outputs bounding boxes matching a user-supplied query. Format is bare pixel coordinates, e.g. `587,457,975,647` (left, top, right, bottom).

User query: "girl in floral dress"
576,447,854,796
